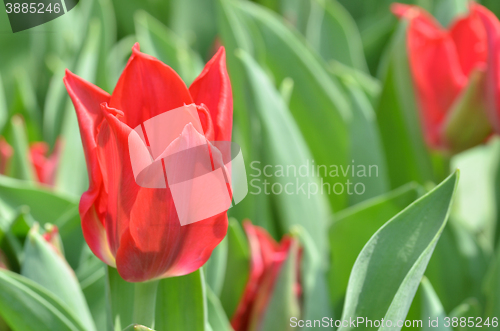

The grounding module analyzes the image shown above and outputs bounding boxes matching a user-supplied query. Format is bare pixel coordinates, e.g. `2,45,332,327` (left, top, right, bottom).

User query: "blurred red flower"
392,2,500,152
0,138,12,175
231,221,301,331
63,43,232,282
29,140,62,186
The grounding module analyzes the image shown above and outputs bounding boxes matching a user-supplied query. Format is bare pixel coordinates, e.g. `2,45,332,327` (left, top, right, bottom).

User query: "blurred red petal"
395,5,466,148
450,10,488,77
29,140,63,186
231,221,294,331
0,138,12,175
473,3,500,133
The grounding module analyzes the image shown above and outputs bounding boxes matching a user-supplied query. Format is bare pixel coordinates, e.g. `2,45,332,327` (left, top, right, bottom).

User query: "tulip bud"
231,221,302,331
42,224,65,257
392,3,497,154
0,137,12,175
29,139,62,186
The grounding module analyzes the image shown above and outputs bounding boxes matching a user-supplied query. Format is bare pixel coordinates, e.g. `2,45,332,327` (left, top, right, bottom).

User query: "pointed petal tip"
132,42,140,53
391,3,421,20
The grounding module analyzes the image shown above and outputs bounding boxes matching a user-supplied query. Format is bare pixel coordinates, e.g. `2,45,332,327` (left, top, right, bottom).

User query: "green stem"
133,280,160,328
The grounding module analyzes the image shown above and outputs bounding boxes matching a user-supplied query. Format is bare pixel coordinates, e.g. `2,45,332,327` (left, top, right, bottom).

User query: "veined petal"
189,47,233,142
101,104,227,282
98,104,140,257
110,43,193,129
63,70,113,265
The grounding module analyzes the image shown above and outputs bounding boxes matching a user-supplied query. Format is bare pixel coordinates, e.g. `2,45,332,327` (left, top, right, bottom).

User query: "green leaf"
11,69,42,141
7,116,36,182
421,277,451,331
169,0,218,58
134,10,203,85
375,20,434,189
425,220,490,313
448,298,481,331
206,287,233,331
329,183,422,314
235,0,352,211
485,245,500,319
0,269,87,331
0,175,84,269
339,171,459,330
0,175,77,225
107,267,135,331
305,0,368,72
154,269,206,331
105,36,137,90
292,225,332,329
0,208,33,272
42,68,68,146
236,49,331,256
342,77,389,205
216,0,275,230
204,235,228,297
259,239,300,331
219,219,250,319
0,75,8,134
21,227,96,331
327,60,381,106
76,251,107,331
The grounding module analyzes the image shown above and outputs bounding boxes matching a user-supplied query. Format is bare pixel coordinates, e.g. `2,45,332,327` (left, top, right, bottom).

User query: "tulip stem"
133,280,160,328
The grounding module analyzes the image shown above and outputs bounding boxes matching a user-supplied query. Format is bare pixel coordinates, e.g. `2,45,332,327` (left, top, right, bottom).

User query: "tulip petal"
110,43,193,130
473,3,500,133
63,70,115,266
393,4,466,148
189,47,233,142
449,9,488,77
29,140,62,186
100,104,227,282
97,104,140,257
231,222,291,331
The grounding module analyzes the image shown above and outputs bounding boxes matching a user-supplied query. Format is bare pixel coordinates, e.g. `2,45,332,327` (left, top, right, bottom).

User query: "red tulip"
231,221,301,331
392,2,500,152
0,138,12,175
29,140,62,186
63,44,232,282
